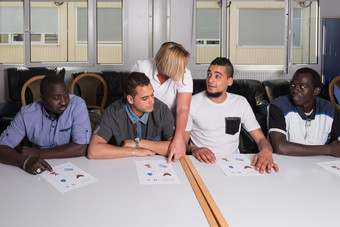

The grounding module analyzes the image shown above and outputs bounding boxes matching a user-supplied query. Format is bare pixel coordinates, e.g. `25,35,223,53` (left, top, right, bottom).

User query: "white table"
0,156,209,227
191,154,340,227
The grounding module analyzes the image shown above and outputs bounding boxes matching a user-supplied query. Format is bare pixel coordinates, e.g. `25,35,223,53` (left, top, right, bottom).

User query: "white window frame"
22,0,126,69
191,0,320,76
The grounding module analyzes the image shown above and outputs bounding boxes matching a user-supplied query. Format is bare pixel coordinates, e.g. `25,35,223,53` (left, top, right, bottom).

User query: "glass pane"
229,1,285,65
292,1,318,64
0,1,24,64
238,9,285,46
30,0,88,62
97,0,122,64
196,0,221,64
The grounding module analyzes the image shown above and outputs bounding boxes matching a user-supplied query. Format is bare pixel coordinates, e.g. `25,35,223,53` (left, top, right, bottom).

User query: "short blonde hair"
155,42,190,81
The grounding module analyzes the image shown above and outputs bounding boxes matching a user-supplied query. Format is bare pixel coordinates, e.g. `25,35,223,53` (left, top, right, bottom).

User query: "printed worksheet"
40,162,98,193
135,160,180,185
217,154,261,176
317,160,340,177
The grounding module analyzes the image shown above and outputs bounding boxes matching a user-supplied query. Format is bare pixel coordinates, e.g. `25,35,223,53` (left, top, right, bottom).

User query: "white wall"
0,0,339,104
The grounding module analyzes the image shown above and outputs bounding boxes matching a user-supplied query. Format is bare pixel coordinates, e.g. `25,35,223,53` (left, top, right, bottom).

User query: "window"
196,1,221,64
30,0,88,63
195,0,319,66
0,0,123,65
238,9,285,47
97,0,123,64
292,0,318,64
30,7,59,46
77,0,123,64
0,2,24,64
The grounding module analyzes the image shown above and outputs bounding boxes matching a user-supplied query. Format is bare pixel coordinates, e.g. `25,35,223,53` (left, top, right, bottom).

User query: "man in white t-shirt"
184,57,278,174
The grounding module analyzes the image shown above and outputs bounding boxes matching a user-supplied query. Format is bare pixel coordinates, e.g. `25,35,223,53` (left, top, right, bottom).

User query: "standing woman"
131,42,192,162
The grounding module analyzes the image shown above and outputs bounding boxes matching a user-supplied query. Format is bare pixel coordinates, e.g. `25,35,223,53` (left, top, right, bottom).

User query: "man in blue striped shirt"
0,75,91,174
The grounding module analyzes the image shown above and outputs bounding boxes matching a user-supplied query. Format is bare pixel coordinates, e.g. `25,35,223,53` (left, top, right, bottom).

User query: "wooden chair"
70,73,108,130
20,75,46,106
19,75,46,146
329,75,340,112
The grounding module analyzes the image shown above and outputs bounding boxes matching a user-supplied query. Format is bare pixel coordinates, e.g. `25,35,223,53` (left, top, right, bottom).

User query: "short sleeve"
240,98,260,132
71,99,92,144
0,111,26,148
268,103,286,134
94,107,117,142
177,68,193,93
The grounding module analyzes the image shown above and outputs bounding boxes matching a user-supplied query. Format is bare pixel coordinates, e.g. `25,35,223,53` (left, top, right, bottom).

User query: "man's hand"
192,147,216,164
167,138,186,163
134,148,156,157
251,150,279,174
328,140,340,157
23,156,53,175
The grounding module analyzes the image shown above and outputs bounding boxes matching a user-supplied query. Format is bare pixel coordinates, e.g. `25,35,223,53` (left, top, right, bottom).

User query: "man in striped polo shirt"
268,68,340,156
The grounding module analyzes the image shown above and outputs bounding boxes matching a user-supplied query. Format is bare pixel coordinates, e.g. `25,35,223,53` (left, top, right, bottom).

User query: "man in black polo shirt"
88,72,175,159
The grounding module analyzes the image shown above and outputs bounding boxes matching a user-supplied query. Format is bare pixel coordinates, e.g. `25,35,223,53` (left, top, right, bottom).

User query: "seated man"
184,57,278,174
0,75,91,174
268,67,340,156
88,72,175,159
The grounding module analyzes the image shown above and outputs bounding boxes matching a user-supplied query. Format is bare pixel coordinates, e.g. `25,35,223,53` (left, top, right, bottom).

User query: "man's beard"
206,90,223,98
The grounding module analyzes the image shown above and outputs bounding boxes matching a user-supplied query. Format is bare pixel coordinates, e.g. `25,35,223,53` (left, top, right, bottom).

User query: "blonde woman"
131,42,192,162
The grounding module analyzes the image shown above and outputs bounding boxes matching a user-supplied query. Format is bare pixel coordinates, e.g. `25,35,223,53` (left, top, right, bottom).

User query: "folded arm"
270,131,340,156
88,135,156,159
18,142,88,159
122,137,172,156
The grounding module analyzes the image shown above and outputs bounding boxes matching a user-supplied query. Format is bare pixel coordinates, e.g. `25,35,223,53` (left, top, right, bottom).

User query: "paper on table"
135,160,180,185
40,162,97,193
316,160,340,177
216,154,261,176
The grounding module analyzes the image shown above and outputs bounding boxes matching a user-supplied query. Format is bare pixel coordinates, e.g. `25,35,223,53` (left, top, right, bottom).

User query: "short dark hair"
294,67,322,89
210,57,234,78
40,75,65,95
124,72,151,97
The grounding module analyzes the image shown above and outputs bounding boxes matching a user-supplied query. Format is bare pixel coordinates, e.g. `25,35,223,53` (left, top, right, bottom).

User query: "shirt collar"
125,102,149,124
289,96,316,120
41,103,57,121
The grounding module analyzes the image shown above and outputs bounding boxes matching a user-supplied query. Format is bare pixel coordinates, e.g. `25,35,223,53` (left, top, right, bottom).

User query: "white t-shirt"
131,59,193,115
186,91,260,155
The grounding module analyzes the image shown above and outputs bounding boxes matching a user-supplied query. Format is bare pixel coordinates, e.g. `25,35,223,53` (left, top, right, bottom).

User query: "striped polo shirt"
268,95,340,145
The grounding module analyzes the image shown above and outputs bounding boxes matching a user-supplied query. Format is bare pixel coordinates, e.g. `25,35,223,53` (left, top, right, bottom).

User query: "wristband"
22,156,32,170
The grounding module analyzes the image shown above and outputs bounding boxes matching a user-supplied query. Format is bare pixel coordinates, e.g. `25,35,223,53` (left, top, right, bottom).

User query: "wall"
0,0,339,104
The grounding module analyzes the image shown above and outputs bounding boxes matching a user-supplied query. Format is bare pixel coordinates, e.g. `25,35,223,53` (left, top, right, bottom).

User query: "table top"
0,156,209,227
191,154,340,227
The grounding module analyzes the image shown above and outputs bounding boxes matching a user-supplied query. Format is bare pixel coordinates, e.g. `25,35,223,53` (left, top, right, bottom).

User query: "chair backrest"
329,75,340,112
70,72,108,113
20,75,46,106
7,67,65,103
262,79,291,102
